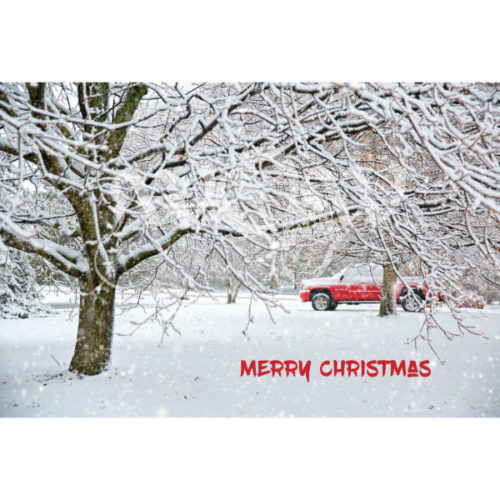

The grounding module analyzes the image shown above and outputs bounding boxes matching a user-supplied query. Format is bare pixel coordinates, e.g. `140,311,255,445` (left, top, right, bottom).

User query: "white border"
1,1,499,80
1,419,499,499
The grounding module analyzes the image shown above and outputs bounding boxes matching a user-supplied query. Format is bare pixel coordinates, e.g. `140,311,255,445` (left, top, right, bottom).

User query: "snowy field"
1,297,499,417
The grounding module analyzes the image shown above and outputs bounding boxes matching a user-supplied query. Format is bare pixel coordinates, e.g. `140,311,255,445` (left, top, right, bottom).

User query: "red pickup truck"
299,265,428,312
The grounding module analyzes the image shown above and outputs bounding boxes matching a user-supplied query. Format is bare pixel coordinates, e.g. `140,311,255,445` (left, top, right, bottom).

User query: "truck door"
344,268,365,301
364,268,383,301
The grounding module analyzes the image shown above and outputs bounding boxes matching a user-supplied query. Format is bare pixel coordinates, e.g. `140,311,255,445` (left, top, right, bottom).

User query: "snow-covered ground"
1,297,499,417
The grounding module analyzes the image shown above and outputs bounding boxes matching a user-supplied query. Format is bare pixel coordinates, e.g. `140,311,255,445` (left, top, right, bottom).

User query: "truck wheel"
312,293,332,311
400,288,425,312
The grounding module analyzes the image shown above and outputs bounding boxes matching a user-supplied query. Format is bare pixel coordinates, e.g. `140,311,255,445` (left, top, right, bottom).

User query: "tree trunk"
226,277,242,304
379,263,397,317
226,278,232,304
69,279,116,375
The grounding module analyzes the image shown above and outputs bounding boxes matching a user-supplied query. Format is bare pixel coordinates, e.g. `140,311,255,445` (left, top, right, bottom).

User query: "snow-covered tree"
0,83,321,374
231,82,499,345
0,248,49,318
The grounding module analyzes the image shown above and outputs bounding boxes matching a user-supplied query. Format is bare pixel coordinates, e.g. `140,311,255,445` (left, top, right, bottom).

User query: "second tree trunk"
379,263,397,316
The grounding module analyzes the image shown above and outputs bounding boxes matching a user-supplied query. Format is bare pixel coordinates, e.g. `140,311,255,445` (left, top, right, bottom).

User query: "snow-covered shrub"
456,292,486,309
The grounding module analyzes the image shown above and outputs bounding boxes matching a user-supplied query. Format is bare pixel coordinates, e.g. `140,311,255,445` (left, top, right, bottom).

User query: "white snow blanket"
0,299,499,417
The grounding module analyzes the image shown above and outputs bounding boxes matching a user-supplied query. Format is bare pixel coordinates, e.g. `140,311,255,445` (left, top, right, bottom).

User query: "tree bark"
379,263,397,316
226,277,242,304
69,278,116,375
227,278,232,304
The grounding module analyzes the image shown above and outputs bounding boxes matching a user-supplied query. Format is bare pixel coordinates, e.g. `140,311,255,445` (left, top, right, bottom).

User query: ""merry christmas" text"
240,359,432,382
